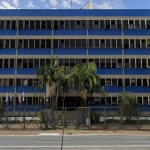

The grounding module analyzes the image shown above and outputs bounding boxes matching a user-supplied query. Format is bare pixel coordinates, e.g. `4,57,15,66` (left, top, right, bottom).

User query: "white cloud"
95,0,125,9
1,1,16,9
49,0,57,6
12,0,19,7
72,0,82,5
26,0,35,8
40,0,46,2
62,0,70,8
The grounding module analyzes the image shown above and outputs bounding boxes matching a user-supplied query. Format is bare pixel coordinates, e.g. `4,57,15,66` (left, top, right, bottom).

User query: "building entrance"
58,97,81,107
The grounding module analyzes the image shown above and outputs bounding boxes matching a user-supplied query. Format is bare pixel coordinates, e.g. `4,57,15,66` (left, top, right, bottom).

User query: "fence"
0,106,150,130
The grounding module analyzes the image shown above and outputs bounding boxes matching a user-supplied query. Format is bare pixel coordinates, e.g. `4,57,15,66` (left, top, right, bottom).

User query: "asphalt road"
0,135,150,150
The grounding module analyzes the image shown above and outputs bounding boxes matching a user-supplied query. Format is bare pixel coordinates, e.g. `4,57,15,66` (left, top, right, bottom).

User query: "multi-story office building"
0,9,150,107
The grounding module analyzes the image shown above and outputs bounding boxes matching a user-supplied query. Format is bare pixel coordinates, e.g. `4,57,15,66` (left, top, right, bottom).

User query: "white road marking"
128,141,150,142
43,138,69,140
0,145,149,148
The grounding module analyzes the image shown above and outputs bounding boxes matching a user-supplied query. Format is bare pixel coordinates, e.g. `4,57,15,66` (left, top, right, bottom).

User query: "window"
118,79,123,86
124,39,129,49
64,59,69,66
146,20,150,29
9,79,14,86
18,39,23,48
35,39,40,48
29,59,33,68
100,39,105,48
54,39,58,48
65,39,69,48
111,20,116,29
101,79,105,86
112,39,116,48
34,59,39,68
137,79,141,86
136,59,141,68
76,20,81,29
59,39,64,48
112,97,117,105
40,59,45,66
19,20,23,29
5,39,9,48
71,20,75,29
3,79,8,86
106,79,111,86
135,20,140,29
25,20,29,29
4,59,8,68
117,39,122,48
54,20,58,29
60,21,64,29
143,79,147,86
0,20,4,29
112,79,117,86
30,20,35,29
125,59,130,68
59,59,64,66
141,39,146,48
141,20,145,29
95,59,99,68
143,97,148,105
47,20,51,29
117,20,121,29
137,97,142,105
117,59,122,68
28,79,33,86
65,20,70,29
82,20,86,29
12,20,16,29
46,39,51,48
36,20,40,29
46,59,50,65
130,39,134,48
123,20,128,29
11,39,15,48
6,20,10,29
136,39,140,48
0,59,3,68
82,39,86,48
94,20,99,29
0,39,4,48
29,39,34,48
10,59,14,68
76,39,81,48
41,39,45,48
24,39,28,48
17,79,21,86
106,59,111,68
106,39,111,48
112,59,116,68
17,59,22,68
0,79,2,86
106,20,110,29
131,79,136,86
89,20,93,29
142,59,147,68
76,59,81,65
23,59,28,68
70,39,75,48
125,79,130,86
131,59,135,68
28,97,32,105
100,59,105,68
100,20,105,29
129,20,134,29
41,20,46,29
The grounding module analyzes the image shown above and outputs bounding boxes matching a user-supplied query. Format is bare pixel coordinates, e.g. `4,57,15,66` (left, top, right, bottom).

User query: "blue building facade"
0,9,150,106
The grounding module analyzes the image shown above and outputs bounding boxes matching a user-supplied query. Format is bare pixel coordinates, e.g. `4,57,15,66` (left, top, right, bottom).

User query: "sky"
0,0,150,9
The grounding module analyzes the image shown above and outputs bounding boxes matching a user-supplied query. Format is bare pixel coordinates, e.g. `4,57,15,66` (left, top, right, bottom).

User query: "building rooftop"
0,9,150,17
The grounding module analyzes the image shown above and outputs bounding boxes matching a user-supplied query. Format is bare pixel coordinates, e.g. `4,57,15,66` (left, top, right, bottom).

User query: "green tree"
70,62,104,106
37,56,59,107
118,92,138,122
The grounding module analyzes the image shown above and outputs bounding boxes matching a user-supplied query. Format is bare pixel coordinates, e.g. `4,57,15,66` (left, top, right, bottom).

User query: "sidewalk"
0,129,150,136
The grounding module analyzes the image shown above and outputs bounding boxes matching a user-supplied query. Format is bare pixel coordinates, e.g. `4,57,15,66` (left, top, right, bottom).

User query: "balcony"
123,29,150,36
88,48,122,55
53,48,86,55
18,29,52,36
0,48,16,55
104,86,123,93
54,29,86,36
17,68,37,75
97,68,122,75
88,30,122,36
124,49,150,55
16,86,45,93
0,30,16,35
0,68,15,75
0,86,14,93
18,48,51,55
124,68,150,75
125,86,150,93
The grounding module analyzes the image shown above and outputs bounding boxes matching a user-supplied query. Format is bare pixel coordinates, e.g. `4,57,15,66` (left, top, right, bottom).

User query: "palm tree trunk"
46,80,49,108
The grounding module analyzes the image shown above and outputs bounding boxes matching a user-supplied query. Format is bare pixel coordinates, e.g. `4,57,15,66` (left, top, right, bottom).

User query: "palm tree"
118,92,138,122
70,62,104,106
37,56,59,107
